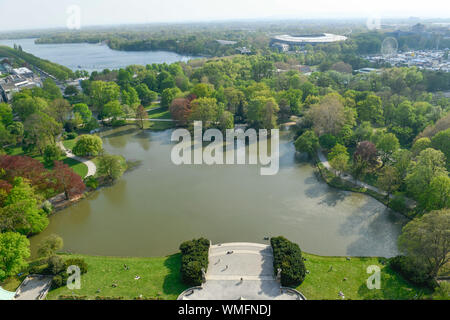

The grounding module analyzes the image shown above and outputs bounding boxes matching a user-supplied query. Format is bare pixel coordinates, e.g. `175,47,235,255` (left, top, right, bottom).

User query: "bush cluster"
388,256,437,288
271,236,306,287
50,257,88,289
179,238,210,286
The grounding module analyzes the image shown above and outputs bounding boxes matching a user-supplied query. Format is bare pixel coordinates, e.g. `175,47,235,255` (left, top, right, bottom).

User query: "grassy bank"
36,251,431,300
298,253,431,300
46,254,188,300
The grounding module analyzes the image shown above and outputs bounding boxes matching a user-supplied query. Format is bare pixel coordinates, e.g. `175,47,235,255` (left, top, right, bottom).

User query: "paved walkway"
178,242,305,300
58,141,97,177
318,149,416,207
14,275,53,300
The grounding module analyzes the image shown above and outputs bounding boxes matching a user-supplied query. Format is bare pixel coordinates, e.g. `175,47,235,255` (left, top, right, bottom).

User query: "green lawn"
46,254,188,300
147,107,172,119
62,138,77,151
297,253,432,300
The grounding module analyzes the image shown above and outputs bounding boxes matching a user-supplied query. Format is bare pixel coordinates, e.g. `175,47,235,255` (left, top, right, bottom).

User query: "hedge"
271,236,306,287
179,238,210,286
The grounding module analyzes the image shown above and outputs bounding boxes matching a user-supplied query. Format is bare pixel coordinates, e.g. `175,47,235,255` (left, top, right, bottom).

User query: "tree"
24,112,62,154
135,83,157,106
307,93,354,136
406,148,448,201
377,166,401,200
52,161,86,200
73,103,93,124
135,105,148,129
431,128,450,169
0,103,13,126
170,98,192,126
72,135,103,157
328,143,348,161
161,87,181,109
411,137,431,157
356,94,384,125
90,81,121,111
191,83,213,98
329,153,349,176
43,144,63,166
422,175,450,211
392,149,412,180
352,141,378,179
0,232,30,280
376,132,400,166
294,130,319,157
188,97,220,128
97,154,127,182
246,96,279,130
48,98,72,125
0,177,48,235
37,234,63,258
102,100,125,120
64,85,79,96
319,134,337,150
398,209,450,278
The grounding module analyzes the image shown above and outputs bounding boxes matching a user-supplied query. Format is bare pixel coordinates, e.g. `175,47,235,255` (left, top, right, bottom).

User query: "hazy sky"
0,0,448,31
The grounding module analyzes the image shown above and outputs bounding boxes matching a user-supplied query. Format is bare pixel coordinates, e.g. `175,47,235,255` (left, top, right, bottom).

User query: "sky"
0,0,449,31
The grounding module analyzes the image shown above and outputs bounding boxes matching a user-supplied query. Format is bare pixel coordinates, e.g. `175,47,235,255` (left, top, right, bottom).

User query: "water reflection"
30,127,407,258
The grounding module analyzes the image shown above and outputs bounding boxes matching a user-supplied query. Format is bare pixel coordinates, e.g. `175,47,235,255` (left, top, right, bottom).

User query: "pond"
30,126,407,258
0,38,198,72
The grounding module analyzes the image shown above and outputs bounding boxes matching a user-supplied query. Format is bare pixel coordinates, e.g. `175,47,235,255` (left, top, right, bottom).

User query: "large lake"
0,38,197,72
30,127,407,258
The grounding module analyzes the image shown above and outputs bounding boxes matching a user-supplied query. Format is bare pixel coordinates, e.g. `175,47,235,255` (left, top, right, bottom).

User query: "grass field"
297,253,432,300
38,252,432,300
147,107,172,119
46,254,188,300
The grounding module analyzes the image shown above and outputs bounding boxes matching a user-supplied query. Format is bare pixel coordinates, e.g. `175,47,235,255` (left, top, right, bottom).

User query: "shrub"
47,255,65,275
84,176,99,190
42,200,53,214
390,193,408,214
72,135,102,157
388,256,437,288
64,258,88,274
271,236,306,287
179,238,209,286
43,144,63,165
66,132,78,140
51,275,64,289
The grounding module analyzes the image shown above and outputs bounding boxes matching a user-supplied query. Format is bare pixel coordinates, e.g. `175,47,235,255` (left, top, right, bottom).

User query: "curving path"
318,149,416,207
58,141,97,177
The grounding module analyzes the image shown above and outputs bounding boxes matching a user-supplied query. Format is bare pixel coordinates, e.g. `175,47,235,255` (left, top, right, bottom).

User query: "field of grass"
147,107,172,120
46,254,188,300
297,253,432,300
62,138,77,151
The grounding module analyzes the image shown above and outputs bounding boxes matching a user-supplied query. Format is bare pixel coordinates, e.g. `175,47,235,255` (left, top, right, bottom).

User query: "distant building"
0,74,42,102
236,47,252,55
272,42,290,52
216,40,237,45
12,67,33,78
271,33,347,48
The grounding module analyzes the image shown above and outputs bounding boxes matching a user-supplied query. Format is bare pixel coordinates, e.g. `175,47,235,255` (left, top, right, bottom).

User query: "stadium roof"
272,33,347,44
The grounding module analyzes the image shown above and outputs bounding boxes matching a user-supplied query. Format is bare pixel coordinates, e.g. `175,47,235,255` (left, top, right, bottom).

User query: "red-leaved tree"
169,96,195,125
52,161,86,200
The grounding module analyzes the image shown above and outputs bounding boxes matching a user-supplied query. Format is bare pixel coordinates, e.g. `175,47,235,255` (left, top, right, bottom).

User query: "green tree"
72,135,103,157
294,130,319,157
377,166,401,200
188,97,219,128
43,144,63,166
356,93,384,125
102,100,125,120
431,128,450,169
246,96,279,130
406,148,448,201
0,232,30,280
329,153,349,176
411,137,431,157
135,105,148,129
398,209,450,279
0,177,48,235
37,234,64,258
160,87,181,109
73,103,92,124
97,154,127,182
376,132,400,166
422,175,450,211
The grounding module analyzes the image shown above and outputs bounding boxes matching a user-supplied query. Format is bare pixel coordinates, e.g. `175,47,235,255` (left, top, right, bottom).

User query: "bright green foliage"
72,135,103,157
0,232,30,280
